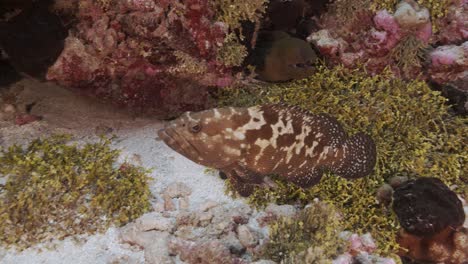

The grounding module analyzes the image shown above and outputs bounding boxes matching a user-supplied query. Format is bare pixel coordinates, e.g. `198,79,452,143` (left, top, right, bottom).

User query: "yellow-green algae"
213,0,268,66
262,201,346,264
0,135,152,249
217,65,467,257
390,35,428,78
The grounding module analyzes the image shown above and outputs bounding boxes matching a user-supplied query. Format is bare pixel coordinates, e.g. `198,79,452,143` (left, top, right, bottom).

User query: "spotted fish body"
158,104,376,196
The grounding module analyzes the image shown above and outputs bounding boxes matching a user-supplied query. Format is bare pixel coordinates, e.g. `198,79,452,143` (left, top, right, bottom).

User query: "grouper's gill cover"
158,104,377,196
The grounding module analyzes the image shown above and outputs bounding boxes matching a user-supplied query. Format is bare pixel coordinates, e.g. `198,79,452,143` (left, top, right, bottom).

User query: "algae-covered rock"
393,177,465,236
260,201,345,263
0,135,152,249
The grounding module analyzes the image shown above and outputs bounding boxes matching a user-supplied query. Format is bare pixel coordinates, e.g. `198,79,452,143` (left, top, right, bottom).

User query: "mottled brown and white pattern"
158,104,377,196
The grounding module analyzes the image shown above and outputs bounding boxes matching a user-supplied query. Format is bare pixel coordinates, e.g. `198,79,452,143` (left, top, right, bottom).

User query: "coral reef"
46,0,266,118
309,0,435,79
217,64,467,255
304,0,465,88
0,135,152,249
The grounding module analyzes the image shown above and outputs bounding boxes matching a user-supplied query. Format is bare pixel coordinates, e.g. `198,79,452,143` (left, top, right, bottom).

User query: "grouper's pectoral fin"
221,164,264,197
286,167,324,189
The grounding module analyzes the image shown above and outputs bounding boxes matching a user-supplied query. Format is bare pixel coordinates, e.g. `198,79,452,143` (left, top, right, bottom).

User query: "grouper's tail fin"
331,132,377,179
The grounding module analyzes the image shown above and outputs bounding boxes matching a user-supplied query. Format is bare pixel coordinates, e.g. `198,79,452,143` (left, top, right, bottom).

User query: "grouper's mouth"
157,127,201,163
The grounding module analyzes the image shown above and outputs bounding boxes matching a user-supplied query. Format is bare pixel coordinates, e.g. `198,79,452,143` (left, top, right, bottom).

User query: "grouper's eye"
189,123,202,133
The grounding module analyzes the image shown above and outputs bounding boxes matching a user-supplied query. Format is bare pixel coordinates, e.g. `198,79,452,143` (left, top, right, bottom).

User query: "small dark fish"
253,31,318,82
158,104,376,196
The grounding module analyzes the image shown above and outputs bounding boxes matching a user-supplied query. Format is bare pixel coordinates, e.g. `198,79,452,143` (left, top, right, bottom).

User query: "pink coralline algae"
435,0,468,44
15,113,43,126
307,0,468,82
333,233,396,264
428,42,467,85
46,0,239,118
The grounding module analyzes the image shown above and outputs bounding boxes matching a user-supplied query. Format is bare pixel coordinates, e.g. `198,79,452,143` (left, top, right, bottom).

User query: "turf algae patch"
261,201,346,263
217,65,467,257
0,135,152,250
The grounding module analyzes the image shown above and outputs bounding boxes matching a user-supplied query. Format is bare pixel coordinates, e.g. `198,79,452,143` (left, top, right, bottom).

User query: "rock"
307,29,347,58
265,203,296,218
397,226,467,264
355,252,396,264
199,200,219,212
432,79,468,115
168,238,234,264
15,113,43,126
135,212,175,232
223,231,245,255
174,226,200,240
393,177,465,236
94,124,113,136
394,0,430,28
0,103,16,121
108,254,140,264
333,253,353,264
388,175,408,188
198,212,214,227
164,195,176,211
393,177,467,264
258,203,297,226
119,226,158,248
144,231,174,264
163,182,192,198
176,211,200,227
376,184,393,206
428,42,467,103
251,260,277,264
210,220,231,236
152,202,165,212
179,196,190,210
237,225,259,248
3,104,16,113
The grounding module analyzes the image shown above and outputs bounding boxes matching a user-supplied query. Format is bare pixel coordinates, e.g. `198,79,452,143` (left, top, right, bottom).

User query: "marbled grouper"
158,104,377,196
